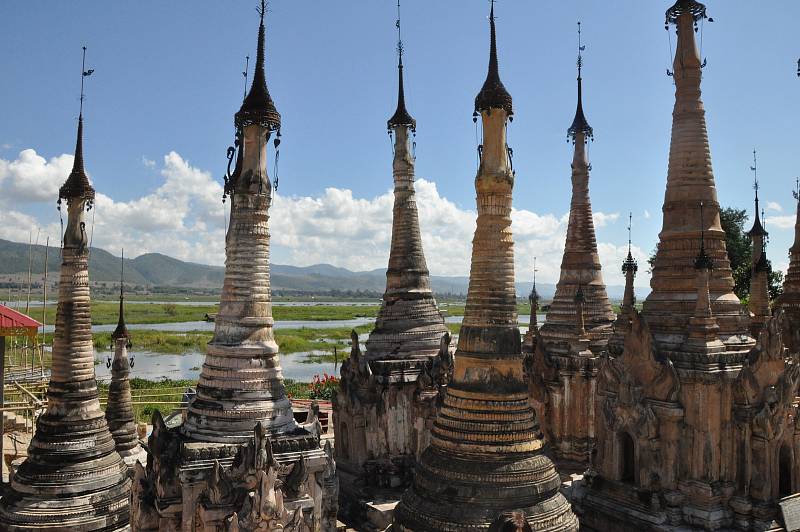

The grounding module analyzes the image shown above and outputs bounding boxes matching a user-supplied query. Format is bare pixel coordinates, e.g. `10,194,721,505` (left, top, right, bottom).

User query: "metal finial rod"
120,248,124,299
751,149,759,195
79,46,94,117
396,0,403,65
533,257,537,288
627,211,632,252
80,47,86,115
257,0,266,20
795,177,800,203
577,21,585,76
243,55,250,99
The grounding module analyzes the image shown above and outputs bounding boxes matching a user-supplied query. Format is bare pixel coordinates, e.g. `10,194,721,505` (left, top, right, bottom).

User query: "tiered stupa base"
132,415,329,531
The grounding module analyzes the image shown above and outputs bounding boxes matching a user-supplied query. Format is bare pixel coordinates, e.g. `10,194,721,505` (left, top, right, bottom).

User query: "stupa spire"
364,1,446,361
621,212,638,313
387,0,415,130
747,151,771,335
393,4,578,529
112,249,130,343
0,46,131,530
235,0,280,132
643,0,751,350
106,252,146,467
474,0,512,116
540,24,614,357
779,178,800,312
183,2,301,443
568,22,593,141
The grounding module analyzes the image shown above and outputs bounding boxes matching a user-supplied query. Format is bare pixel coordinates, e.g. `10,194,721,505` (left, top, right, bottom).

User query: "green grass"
98,378,197,423
41,324,375,356
40,302,382,326
441,303,536,317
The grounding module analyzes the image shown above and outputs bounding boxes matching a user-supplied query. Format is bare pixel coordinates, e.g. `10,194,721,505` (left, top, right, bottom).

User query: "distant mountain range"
0,238,639,300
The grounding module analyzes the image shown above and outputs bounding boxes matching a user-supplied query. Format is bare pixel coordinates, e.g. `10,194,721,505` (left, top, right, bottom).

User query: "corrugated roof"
0,304,42,337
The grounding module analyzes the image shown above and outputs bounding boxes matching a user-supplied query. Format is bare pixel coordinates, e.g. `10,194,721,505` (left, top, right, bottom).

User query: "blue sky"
1,1,799,288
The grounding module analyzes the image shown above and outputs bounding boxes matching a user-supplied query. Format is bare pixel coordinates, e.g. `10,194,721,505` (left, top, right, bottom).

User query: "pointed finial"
627,212,632,252
236,0,281,131
243,55,250,100
568,22,592,141
387,0,416,130
622,213,638,275
112,249,130,342
529,257,539,306
695,201,713,270
577,21,584,78
748,149,768,237
59,46,95,204
475,0,513,115
794,177,800,204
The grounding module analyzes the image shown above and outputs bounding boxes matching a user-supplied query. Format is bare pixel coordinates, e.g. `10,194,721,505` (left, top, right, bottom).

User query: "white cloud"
644,209,651,219
767,201,782,212
0,147,646,288
141,156,156,168
593,212,619,228
0,149,75,202
766,214,796,230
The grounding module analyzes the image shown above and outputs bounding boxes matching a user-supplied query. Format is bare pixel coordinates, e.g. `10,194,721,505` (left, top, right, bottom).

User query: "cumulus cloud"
0,149,75,202
0,147,644,287
767,201,782,212
766,214,796,230
141,156,156,168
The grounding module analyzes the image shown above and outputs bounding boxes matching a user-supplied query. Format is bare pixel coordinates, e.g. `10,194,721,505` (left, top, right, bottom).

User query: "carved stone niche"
734,310,800,509
594,310,682,493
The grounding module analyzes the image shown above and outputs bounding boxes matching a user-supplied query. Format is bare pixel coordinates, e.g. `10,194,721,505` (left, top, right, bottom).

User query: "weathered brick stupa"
746,153,771,338
334,2,451,527
105,269,147,469
0,65,132,530
531,27,615,472
393,4,578,530
776,180,800,324
131,4,329,530
573,2,800,529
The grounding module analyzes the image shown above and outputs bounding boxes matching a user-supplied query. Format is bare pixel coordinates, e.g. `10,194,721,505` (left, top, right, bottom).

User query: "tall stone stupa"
393,4,578,530
532,24,615,472
334,1,451,527
0,53,132,530
131,5,329,529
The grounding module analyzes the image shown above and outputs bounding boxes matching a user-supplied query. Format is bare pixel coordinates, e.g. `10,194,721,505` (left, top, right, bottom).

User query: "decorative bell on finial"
129,352,135,368
106,355,112,369
472,111,479,124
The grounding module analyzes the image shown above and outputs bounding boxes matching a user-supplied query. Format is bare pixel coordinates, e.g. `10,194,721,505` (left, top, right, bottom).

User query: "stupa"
105,263,147,468
334,1,451,527
532,25,615,472
131,4,331,530
575,3,800,529
0,52,132,530
392,4,578,530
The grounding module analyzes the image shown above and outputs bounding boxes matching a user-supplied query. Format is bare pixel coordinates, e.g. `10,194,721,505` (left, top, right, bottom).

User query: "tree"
648,207,783,302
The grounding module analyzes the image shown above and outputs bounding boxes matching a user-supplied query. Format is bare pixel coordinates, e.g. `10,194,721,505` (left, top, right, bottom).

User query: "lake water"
94,350,338,383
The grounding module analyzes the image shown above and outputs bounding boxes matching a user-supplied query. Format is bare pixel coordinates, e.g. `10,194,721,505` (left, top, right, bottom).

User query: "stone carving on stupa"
333,2,451,527
105,258,147,469
392,4,578,530
531,24,615,472
130,4,330,530
574,2,800,530
0,48,132,530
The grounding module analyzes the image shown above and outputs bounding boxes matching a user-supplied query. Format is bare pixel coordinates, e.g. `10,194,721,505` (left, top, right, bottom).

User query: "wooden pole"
41,238,49,377
1,335,5,482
